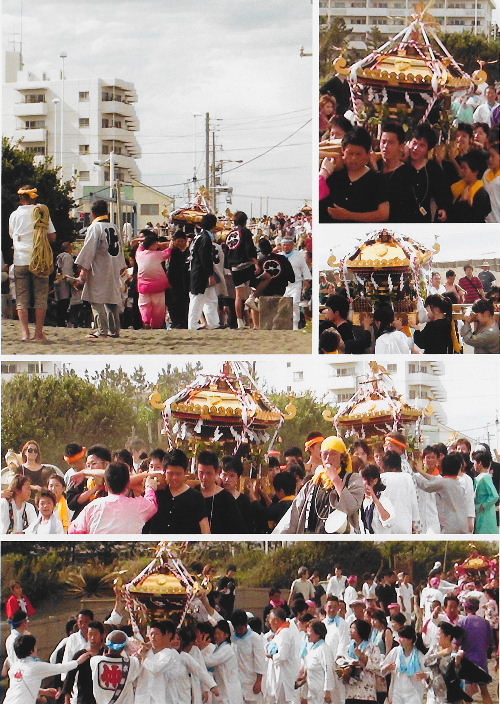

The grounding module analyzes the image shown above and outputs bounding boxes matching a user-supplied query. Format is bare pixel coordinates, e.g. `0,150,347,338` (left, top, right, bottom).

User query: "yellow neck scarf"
451,179,484,206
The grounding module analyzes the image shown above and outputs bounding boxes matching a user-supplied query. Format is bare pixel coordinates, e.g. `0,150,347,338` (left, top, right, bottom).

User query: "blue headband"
106,640,127,651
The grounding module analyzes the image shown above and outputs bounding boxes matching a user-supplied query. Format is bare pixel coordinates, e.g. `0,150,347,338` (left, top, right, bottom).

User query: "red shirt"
458,275,484,303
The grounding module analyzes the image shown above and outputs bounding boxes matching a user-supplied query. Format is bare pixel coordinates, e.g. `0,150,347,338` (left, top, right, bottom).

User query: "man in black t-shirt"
226,211,258,329
319,128,389,223
61,621,104,704
217,565,237,617
375,570,398,614
166,230,190,328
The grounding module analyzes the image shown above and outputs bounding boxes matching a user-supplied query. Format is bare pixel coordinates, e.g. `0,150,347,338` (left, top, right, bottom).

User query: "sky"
2,0,313,215
317,224,500,271
36,354,500,445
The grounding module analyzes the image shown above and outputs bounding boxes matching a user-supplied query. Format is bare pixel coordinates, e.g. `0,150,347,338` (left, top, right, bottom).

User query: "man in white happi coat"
75,199,126,338
325,566,347,599
322,597,349,658
135,620,180,704
90,630,141,704
62,609,93,674
265,608,301,704
281,237,311,330
380,450,421,534
5,634,90,704
2,610,30,675
230,610,266,703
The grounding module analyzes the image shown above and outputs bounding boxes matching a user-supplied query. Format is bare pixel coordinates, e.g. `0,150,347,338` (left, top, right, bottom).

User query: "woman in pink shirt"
134,230,171,328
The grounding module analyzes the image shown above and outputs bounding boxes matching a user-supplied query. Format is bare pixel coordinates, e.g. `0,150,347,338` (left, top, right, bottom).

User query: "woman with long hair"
18,440,62,498
0,475,37,534
373,306,414,354
199,620,243,704
360,465,394,534
381,625,427,704
133,229,171,329
369,609,393,704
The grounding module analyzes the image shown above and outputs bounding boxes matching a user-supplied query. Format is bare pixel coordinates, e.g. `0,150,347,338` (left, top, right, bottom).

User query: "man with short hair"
8,184,57,341
326,565,347,599
62,609,94,665
406,123,450,222
143,448,209,534
135,621,180,704
75,199,126,339
196,450,246,534
68,462,157,534
458,599,494,704
322,595,350,657
226,211,258,329
320,127,389,223
265,608,301,704
281,237,311,330
478,261,496,293
322,294,354,343
3,610,30,670
54,241,75,327
165,230,190,328
461,298,500,354
90,630,141,704
473,85,499,126
428,272,446,295
230,609,266,704
458,264,485,303
217,565,238,617
61,620,105,704
376,121,415,222
66,445,111,518
413,452,469,533
188,213,220,330
375,571,398,614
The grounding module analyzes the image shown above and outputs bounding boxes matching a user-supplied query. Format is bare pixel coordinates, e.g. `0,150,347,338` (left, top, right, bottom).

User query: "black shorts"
232,265,255,288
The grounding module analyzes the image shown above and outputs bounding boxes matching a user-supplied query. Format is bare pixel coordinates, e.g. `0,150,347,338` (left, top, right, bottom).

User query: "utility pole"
211,130,217,213
205,112,210,192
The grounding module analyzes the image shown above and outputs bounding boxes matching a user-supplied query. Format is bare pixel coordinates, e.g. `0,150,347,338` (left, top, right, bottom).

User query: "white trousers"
188,287,219,330
284,281,302,330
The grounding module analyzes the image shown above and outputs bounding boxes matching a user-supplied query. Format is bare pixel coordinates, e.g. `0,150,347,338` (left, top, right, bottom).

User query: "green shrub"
1,550,64,608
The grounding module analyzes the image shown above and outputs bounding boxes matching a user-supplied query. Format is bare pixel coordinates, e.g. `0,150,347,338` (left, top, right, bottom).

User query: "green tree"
269,392,336,453
438,32,500,82
2,137,77,262
320,18,352,79
1,373,136,466
366,27,385,52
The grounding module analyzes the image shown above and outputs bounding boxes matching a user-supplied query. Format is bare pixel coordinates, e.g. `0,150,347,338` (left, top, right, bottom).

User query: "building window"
408,362,429,374
337,392,352,402
27,362,40,374
102,91,125,102
1,363,17,374
78,171,90,180
337,367,355,376
25,146,46,155
293,371,304,382
373,17,387,23
351,1,366,6
79,118,90,128
350,17,366,23
387,364,397,373
79,144,90,154
102,118,122,129
449,18,465,23
79,91,89,101
140,204,160,216
24,120,46,129
286,362,291,368
24,93,45,103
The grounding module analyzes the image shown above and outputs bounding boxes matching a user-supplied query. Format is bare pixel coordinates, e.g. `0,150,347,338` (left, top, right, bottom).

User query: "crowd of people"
318,84,500,224
1,431,498,535
319,264,499,354
5,187,312,340
2,558,497,704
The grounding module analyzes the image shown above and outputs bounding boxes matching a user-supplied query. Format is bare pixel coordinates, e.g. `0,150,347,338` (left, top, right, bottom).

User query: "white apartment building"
274,358,448,444
319,0,496,50
3,50,141,198
1,360,66,381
